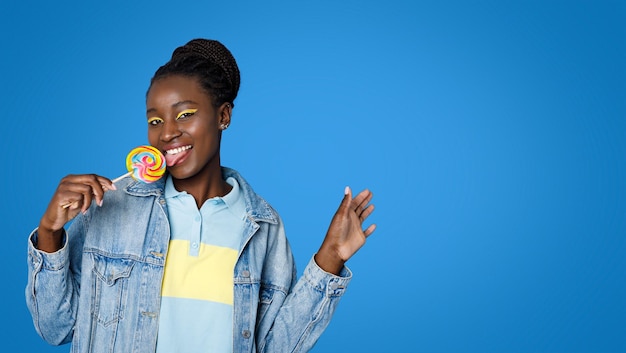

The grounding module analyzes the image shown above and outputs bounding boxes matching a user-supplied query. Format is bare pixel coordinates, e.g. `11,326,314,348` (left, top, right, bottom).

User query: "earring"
220,123,229,130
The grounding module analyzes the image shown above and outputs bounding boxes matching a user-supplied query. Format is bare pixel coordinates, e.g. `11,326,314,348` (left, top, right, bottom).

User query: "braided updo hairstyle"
150,39,240,108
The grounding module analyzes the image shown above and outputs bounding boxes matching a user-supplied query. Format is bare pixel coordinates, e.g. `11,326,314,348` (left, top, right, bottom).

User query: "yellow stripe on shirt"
161,239,238,305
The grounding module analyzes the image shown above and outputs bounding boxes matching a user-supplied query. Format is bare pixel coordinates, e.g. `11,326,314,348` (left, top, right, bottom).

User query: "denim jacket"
26,167,352,353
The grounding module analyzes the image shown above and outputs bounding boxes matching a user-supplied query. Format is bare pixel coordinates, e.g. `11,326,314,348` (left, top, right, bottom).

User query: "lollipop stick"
111,171,132,183
62,201,76,209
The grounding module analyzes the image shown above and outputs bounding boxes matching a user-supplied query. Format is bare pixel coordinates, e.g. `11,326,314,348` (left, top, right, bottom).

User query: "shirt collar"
221,176,244,217
164,175,245,218
164,175,185,199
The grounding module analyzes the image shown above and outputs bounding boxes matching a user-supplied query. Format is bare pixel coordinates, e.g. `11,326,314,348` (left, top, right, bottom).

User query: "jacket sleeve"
256,219,352,353
25,215,86,345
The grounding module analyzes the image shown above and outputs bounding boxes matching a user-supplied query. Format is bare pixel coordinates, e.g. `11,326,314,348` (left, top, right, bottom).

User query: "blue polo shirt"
156,175,246,353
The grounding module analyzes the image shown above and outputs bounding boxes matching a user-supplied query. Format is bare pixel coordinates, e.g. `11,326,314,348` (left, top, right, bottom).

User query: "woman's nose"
160,121,182,141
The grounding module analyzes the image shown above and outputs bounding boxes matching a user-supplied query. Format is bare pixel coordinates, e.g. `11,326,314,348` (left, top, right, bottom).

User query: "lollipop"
113,145,166,183
62,145,165,209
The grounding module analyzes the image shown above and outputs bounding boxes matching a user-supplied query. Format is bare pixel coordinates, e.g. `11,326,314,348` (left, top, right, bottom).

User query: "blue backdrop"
1,1,624,352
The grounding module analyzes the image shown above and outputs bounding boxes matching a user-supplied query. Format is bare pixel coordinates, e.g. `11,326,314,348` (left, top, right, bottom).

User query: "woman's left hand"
315,187,376,275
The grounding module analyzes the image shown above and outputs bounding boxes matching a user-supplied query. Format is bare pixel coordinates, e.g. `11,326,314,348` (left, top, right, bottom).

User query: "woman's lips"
165,145,192,167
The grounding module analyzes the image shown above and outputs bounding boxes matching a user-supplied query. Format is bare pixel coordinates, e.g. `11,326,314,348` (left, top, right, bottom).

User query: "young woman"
27,39,376,353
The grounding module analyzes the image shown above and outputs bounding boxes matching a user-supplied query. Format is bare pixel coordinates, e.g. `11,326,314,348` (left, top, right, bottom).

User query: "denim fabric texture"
26,167,352,353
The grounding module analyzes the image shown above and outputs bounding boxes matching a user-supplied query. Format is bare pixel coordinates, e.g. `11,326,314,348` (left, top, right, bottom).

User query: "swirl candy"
125,145,166,183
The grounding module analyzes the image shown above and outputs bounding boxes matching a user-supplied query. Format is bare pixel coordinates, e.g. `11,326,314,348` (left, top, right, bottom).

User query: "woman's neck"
172,165,233,209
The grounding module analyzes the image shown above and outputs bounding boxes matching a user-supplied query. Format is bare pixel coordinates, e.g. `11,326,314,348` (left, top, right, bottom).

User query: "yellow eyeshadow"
148,117,163,124
176,109,198,119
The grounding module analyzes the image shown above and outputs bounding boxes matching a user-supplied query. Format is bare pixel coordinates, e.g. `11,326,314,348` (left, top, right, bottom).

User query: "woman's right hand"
36,174,116,252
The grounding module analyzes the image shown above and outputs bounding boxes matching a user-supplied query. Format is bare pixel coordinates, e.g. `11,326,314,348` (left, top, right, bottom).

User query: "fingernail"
98,200,103,207
110,183,117,191
344,186,350,195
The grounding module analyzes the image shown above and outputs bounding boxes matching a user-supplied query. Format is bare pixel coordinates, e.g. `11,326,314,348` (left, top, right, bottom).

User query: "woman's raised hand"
315,187,376,275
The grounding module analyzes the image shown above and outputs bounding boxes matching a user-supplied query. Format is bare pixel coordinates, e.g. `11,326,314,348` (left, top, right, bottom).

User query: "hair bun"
172,39,240,97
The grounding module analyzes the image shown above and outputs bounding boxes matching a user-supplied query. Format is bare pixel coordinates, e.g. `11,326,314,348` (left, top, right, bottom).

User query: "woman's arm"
256,187,376,353
26,173,112,344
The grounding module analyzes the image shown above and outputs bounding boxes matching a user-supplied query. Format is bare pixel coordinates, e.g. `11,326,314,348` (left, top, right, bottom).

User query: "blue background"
1,1,624,352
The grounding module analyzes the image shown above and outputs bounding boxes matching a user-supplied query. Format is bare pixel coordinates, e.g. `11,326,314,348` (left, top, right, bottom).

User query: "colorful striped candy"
125,145,166,183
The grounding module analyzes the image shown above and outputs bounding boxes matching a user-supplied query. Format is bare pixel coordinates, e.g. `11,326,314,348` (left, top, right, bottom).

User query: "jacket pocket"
258,286,287,324
91,253,135,327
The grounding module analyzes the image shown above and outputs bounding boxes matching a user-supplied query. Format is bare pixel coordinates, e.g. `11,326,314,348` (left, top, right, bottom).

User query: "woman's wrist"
36,223,64,253
314,246,346,275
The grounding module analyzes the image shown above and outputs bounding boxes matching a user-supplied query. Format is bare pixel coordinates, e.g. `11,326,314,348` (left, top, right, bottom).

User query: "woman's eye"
176,109,198,120
148,117,163,126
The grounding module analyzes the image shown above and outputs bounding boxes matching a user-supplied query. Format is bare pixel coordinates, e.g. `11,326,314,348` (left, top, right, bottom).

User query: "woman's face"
146,75,230,181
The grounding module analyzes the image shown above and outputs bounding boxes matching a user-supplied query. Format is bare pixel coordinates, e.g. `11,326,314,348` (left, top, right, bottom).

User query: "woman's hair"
149,39,240,108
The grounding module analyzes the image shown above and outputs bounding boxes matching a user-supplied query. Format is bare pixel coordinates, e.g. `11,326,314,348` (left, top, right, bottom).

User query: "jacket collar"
121,167,278,224
222,167,278,224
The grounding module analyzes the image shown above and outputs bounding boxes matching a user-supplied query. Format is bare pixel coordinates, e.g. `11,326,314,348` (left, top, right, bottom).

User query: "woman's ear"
219,102,232,130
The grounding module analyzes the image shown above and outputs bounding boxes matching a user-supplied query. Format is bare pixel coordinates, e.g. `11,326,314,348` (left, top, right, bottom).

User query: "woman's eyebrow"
172,100,198,108
146,100,198,115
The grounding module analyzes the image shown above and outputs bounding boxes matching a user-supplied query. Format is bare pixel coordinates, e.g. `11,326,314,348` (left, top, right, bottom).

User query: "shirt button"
241,270,250,278
242,330,251,339
194,215,200,222
330,282,339,290
191,242,198,249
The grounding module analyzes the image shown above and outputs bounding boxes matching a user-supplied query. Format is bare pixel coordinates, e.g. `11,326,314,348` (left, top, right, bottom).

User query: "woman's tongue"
165,148,190,167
